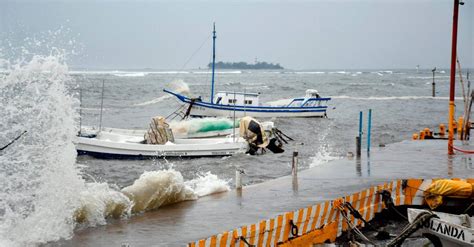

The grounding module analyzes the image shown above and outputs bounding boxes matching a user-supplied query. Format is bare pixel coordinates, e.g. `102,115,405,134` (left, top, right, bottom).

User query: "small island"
208,61,284,70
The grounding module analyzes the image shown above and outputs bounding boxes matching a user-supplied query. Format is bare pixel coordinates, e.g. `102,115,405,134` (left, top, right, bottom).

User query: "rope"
0,131,27,151
379,190,408,221
165,104,187,121
344,202,378,230
238,236,255,247
453,145,474,154
457,57,467,106
182,98,198,120
386,211,437,247
336,204,376,245
169,34,211,84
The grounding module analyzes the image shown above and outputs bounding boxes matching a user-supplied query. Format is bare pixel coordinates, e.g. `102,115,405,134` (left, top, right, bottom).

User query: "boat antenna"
211,22,217,104
99,79,105,134
79,88,83,136
233,91,236,143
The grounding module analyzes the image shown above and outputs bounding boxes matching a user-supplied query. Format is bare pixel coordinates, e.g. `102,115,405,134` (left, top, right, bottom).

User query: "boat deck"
59,140,473,246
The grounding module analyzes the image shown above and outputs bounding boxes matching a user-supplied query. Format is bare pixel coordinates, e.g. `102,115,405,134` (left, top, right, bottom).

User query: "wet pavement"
57,140,473,246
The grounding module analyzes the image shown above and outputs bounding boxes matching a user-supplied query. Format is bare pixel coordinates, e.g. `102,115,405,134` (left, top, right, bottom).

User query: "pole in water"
367,109,372,153
292,150,298,192
357,111,363,157
291,151,298,177
235,169,243,190
432,67,436,97
79,88,83,135
448,0,462,155
233,92,236,143
356,136,361,157
99,79,105,133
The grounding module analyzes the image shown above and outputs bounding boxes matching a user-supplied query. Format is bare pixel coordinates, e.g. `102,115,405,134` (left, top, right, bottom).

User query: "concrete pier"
59,140,473,246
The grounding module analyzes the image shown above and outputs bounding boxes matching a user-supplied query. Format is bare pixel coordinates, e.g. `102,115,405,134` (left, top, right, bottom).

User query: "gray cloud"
1,0,472,70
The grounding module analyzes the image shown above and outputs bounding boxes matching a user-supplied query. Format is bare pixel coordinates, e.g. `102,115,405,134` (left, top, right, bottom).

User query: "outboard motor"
239,116,284,154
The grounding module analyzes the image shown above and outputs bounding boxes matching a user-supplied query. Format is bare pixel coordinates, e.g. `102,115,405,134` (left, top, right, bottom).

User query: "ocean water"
1,52,471,246
74,68,465,188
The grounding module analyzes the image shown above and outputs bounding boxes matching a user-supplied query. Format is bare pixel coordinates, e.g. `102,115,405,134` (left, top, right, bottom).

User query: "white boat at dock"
80,125,237,139
164,24,331,118
408,208,474,246
75,131,247,158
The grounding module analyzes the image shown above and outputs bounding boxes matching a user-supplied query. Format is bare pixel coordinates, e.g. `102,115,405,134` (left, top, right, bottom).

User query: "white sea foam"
295,71,326,74
75,169,230,225
80,107,110,111
192,70,242,74
407,75,451,79
152,71,190,74
69,70,191,76
184,172,230,197
0,53,85,246
134,79,190,106
330,95,463,101
310,149,341,168
329,71,348,74
75,183,131,226
309,124,341,168
113,72,147,77
0,52,230,246
121,170,197,213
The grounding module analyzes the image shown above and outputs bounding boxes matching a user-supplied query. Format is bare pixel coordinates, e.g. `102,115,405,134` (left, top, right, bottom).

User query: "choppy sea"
75,68,464,187
1,53,469,246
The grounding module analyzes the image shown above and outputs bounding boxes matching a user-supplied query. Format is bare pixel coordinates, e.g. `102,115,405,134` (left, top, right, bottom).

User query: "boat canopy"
214,91,260,106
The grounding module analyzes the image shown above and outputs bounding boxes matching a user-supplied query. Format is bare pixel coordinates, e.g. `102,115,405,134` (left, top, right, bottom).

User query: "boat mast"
448,0,463,154
211,23,217,104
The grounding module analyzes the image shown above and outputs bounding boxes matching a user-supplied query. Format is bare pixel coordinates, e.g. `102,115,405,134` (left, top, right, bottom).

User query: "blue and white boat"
164,24,331,118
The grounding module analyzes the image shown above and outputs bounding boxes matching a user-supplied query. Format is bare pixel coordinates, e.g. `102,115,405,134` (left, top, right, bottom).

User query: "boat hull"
80,126,237,139
163,89,329,118
188,104,327,118
408,208,474,246
75,134,247,158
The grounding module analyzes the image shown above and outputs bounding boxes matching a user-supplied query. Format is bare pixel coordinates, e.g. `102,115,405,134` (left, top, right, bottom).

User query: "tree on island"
208,61,284,70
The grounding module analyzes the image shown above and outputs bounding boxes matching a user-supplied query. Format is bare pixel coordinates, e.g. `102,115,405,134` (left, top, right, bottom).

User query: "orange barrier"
188,178,473,247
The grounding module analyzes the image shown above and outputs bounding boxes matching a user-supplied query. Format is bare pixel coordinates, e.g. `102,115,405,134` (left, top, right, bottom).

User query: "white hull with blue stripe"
164,24,331,118
164,89,330,118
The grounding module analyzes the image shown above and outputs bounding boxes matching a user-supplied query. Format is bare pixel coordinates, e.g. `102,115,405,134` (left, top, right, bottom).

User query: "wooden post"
432,67,436,97
292,151,298,192
291,151,298,176
357,111,363,157
235,169,243,190
356,136,361,157
367,109,372,153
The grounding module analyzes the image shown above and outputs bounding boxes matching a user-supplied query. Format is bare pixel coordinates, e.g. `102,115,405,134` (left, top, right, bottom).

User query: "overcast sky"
1,0,473,70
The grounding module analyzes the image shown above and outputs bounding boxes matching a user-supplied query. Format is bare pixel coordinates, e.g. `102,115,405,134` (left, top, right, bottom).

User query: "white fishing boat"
79,119,275,139
80,126,238,139
407,208,474,246
164,24,331,118
74,116,285,158
75,131,247,158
